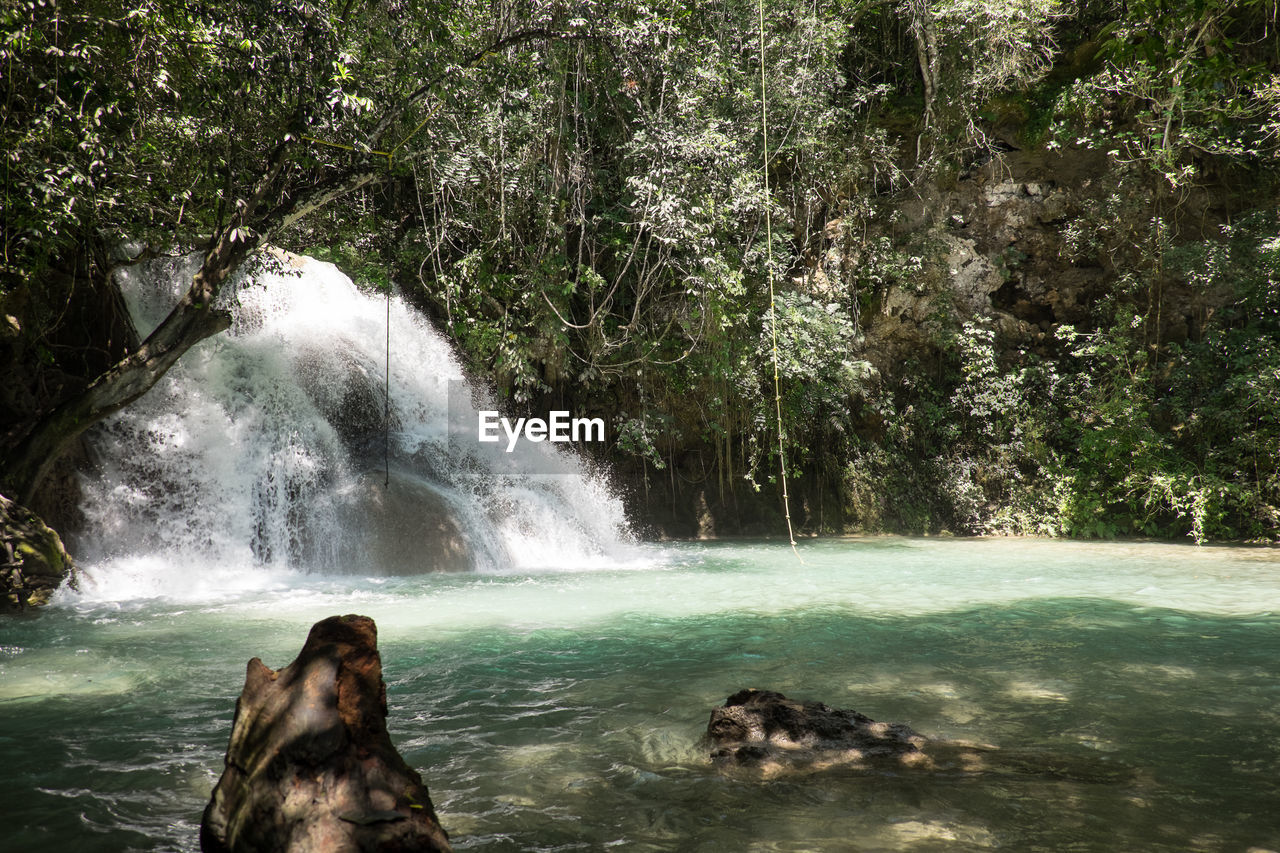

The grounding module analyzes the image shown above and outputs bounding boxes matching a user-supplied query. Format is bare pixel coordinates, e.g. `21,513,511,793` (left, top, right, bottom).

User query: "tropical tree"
0,0,605,502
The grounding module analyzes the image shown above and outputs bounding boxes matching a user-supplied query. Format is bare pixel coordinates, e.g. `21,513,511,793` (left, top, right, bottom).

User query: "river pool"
2,537,1279,851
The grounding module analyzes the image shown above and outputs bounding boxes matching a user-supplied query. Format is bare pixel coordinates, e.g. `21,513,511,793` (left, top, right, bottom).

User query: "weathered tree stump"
201,614,452,853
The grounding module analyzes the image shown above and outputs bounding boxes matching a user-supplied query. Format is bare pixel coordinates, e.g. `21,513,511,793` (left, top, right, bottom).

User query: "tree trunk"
1,162,380,505
2,235,240,505
0,24,577,506
908,0,940,130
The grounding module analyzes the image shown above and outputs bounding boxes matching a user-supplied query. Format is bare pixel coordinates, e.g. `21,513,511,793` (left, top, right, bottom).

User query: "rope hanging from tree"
758,0,801,558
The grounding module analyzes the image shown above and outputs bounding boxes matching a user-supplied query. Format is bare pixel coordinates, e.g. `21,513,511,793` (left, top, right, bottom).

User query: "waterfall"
73,251,635,597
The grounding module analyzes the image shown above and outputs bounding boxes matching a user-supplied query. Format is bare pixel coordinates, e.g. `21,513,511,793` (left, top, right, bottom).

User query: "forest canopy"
2,0,1278,541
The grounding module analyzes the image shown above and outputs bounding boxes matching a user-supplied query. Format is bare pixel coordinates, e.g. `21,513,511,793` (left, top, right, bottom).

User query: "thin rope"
385,285,391,489
759,0,801,558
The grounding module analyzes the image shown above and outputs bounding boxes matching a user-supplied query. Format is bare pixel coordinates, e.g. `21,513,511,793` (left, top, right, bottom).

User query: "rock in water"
1,492,78,611
334,471,475,574
201,615,453,853
707,689,929,776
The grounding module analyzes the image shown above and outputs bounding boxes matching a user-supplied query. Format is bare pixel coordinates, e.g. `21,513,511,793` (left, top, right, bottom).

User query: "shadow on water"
386,598,1280,852
2,597,1279,851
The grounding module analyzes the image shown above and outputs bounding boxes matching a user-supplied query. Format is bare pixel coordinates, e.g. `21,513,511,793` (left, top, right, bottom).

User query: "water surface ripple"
2,538,1279,851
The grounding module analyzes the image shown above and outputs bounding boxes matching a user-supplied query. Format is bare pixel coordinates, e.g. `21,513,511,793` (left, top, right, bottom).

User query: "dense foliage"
3,0,1278,540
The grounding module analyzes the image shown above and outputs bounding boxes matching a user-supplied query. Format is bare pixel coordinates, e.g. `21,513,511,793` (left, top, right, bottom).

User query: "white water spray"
73,251,637,599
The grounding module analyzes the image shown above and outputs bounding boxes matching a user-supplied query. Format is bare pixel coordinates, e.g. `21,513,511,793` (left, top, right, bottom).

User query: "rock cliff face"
812,147,1237,373
334,472,476,574
201,614,452,853
620,145,1264,539
630,147,1164,537
0,249,138,531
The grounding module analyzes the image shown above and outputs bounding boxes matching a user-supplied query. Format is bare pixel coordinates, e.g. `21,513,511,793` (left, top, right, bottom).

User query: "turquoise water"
3,538,1280,851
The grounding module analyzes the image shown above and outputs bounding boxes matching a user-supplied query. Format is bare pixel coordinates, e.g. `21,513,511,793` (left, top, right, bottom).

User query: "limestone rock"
1,492,77,610
707,689,928,776
201,615,453,853
334,471,475,574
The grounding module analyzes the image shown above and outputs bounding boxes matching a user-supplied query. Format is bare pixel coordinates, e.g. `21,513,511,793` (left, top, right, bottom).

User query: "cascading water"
73,251,636,599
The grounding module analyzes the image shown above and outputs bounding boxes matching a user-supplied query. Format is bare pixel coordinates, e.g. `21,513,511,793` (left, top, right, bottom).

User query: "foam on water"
56,538,1280,634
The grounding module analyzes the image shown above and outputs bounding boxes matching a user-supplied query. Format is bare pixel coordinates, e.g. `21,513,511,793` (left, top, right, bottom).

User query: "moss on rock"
1,492,77,611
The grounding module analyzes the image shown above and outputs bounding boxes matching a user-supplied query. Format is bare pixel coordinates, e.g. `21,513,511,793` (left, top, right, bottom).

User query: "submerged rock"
706,689,1134,784
201,614,453,853
1,492,77,610
707,689,929,776
334,471,475,574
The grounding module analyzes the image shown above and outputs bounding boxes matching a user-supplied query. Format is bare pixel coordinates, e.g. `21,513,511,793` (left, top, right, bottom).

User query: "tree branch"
369,27,612,148
0,149,383,502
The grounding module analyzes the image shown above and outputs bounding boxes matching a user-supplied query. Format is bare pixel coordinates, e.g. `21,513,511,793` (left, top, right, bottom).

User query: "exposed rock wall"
628,145,1263,538
1,248,137,531
820,147,1240,372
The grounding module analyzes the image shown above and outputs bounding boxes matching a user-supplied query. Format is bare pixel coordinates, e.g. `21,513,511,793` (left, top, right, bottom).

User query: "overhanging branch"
369,27,613,148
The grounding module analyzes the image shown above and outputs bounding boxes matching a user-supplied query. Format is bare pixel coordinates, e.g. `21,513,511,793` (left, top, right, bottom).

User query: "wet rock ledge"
0,492,77,611
201,614,453,853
